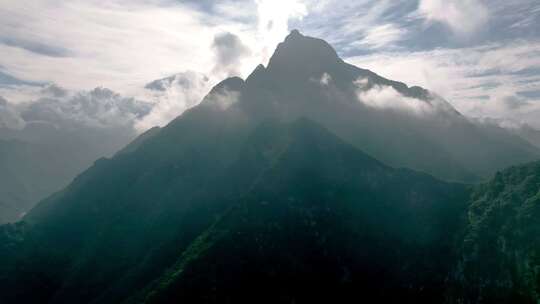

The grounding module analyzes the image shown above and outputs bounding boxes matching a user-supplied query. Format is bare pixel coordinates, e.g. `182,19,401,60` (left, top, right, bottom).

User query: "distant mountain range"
0,122,135,224
0,31,539,303
515,124,540,148
0,87,148,224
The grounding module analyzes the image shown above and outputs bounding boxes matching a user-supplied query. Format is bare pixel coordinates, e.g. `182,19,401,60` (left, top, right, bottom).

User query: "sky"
0,0,539,132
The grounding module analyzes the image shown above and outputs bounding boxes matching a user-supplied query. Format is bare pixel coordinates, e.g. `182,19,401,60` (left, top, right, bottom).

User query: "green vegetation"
449,161,540,303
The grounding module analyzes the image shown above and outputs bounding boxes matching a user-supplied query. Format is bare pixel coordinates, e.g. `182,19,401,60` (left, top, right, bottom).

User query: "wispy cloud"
0,96,25,130
0,1,219,92
134,71,212,131
256,0,307,61
0,0,539,132
348,41,540,128
212,32,251,78
355,23,407,49
417,0,489,36
355,79,434,115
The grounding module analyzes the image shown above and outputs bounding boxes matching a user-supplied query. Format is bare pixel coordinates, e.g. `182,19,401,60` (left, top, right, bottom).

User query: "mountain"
0,116,469,303
516,124,540,148
0,137,68,223
0,79,259,303
449,161,540,303
234,30,539,182
0,86,148,224
116,126,161,156
0,123,135,224
0,30,539,303
128,119,469,303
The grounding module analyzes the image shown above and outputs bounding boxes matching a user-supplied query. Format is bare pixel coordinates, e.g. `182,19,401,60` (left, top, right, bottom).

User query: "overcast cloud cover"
0,0,539,132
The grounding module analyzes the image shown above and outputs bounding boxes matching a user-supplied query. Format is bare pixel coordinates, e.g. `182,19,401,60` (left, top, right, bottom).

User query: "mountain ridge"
126,117,469,303
221,30,539,182
0,30,538,304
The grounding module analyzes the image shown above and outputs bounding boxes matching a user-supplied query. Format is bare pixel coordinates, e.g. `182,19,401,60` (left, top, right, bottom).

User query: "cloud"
355,79,434,115
134,71,212,131
292,0,415,55
356,23,407,49
21,86,152,130
0,85,45,104
418,0,489,36
310,72,332,86
347,40,540,128
1,0,539,133
320,72,332,86
0,1,220,92
144,71,209,92
0,36,71,57
0,70,43,87
212,32,251,77
42,84,69,98
502,94,531,110
205,88,241,111
0,84,152,133
256,0,307,61
0,0,310,94
0,96,26,130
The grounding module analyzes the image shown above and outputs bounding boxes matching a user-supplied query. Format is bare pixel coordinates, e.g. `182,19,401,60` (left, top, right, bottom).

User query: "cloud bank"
0,0,538,133
349,40,540,128
418,0,489,36
355,80,434,116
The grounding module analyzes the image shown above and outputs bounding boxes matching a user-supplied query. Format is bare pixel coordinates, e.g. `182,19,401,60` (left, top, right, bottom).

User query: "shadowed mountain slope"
235,30,539,182
0,116,469,304
0,30,539,304
129,119,468,304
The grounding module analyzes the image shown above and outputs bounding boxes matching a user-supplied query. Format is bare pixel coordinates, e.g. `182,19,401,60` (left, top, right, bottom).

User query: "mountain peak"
266,30,341,77
285,29,303,41
208,77,244,95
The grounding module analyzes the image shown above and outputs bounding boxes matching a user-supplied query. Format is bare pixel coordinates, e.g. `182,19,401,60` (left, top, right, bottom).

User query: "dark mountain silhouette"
0,30,539,304
128,119,468,303
235,30,539,182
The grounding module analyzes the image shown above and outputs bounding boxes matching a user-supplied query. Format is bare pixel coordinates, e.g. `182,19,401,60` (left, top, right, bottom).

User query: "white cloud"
294,0,411,51
418,0,489,36
205,89,241,111
355,80,434,115
25,87,151,129
256,0,307,62
347,41,540,128
0,84,151,132
319,72,332,86
356,23,407,49
0,85,46,105
0,96,26,130
0,0,313,132
1,0,538,134
0,0,297,91
0,0,220,92
212,32,252,78
133,71,212,131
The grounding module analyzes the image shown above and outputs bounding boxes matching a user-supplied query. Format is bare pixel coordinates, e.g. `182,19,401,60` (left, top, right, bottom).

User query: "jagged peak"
210,76,244,93
266,30,341,75
199,76,244,108
248,64,266,77
246,64,267,84
285,29,303,41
